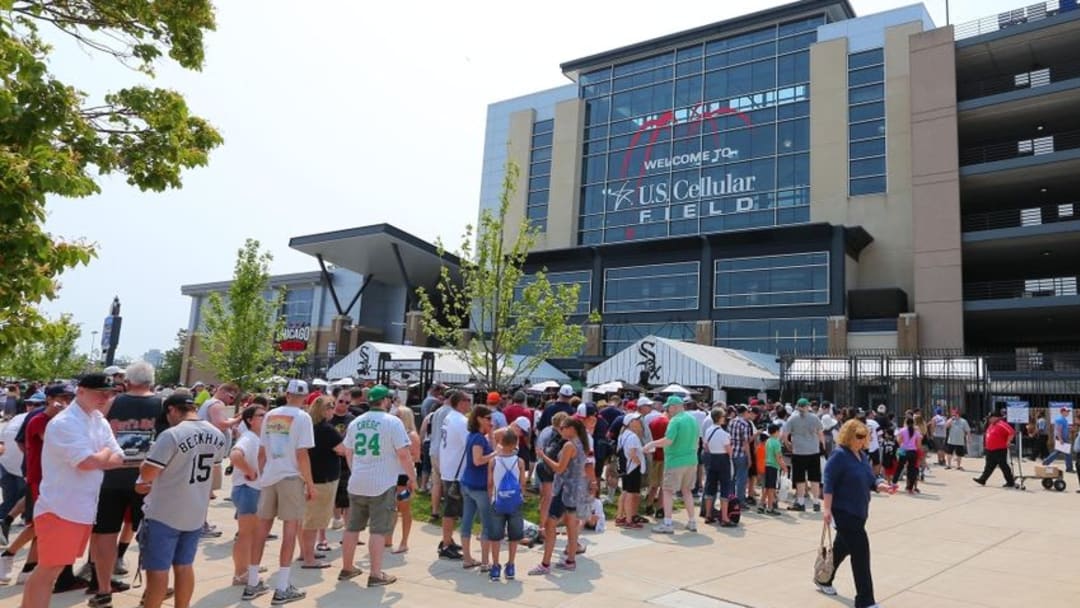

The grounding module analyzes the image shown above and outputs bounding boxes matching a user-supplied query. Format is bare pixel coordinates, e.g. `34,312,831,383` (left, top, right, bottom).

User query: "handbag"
445,442,468,501
813,522,836,585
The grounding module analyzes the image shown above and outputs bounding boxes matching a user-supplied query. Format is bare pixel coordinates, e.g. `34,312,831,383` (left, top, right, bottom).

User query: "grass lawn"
407,488,621,529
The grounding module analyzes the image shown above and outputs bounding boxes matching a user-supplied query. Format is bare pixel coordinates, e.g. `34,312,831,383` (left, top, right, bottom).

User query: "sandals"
301,562,332,569
338,569,363,581
462,561,481,570
392,546,409,554
316,542,332,552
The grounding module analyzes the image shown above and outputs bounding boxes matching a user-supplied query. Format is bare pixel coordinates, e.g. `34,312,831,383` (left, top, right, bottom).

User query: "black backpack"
727,494,741,524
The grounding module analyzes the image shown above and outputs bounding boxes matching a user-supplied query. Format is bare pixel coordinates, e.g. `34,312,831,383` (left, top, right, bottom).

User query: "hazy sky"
38,0,1019,359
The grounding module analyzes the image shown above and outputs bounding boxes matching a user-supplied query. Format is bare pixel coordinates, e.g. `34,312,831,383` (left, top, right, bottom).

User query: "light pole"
90,330,99,361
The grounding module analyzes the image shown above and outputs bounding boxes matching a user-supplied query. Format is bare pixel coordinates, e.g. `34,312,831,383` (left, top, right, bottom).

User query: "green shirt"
663,412,700,469
765,436,783,469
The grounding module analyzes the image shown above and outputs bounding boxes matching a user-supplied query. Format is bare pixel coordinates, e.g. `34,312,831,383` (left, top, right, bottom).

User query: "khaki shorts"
662,464,696,492
347,486,397,536
257,477,307,522
302,481,337,530
647,460,665,489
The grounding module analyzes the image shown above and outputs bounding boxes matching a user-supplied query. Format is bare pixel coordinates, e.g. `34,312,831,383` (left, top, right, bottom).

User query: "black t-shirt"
328,412,356,470
538,400,575,431
309,421,343,484
348,402,369,417
103,393,163,488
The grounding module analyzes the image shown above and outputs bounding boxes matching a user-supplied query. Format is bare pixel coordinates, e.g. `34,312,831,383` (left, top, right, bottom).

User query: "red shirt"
24,410,55,497
984,420,1015,451
502,403,532,450
649,416,670,462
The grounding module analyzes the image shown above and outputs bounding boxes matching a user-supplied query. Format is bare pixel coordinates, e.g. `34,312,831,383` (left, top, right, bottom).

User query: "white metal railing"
954,1,1064,40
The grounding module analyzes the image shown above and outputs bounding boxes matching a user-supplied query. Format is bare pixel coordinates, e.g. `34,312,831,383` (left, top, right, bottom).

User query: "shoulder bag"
813,521,836,585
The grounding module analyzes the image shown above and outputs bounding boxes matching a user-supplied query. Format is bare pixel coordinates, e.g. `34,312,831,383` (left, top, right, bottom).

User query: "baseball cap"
45,383,76,397
486,391,501,406
735,404,748,414
749,398,760,406
876,404,887,414
1061,406,1070,413
513,416,531,434
637,396,653,408
78,373,116,391
988,409,1001,418
796,398,810,408
103,365,125,376
623,412,642,423
558,384,575,397
163,393,196,409
285,379,309,395
26,392,46,403
625,400,638,411
664,395,684,409
367,384,391,403
582,403,599,417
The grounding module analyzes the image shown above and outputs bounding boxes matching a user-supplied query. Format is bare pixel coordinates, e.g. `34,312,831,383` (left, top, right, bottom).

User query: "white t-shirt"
346,410,411,496
700,416,714,438
0,412,28,476
931,414,948,438
258,406,315,487
866,419,881,452
37,403,123,524
491,453,521,494
688,410,707,433
618,431,646,474
588,497,606,532
231,429,260,488
438,410,468,481
704,425,731,454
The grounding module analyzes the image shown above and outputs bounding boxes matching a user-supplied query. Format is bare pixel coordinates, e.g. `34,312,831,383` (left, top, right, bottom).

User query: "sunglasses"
336,399,349,404
855,433,868,439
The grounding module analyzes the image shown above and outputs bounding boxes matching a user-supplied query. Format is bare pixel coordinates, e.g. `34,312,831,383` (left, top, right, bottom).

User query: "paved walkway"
2,465,1076,607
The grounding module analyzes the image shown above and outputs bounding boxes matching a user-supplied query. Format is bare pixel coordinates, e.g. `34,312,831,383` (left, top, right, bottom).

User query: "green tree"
416,162,599,390
200,239,283,392
0,1,222,352
0,313,88,380
156,328,186,386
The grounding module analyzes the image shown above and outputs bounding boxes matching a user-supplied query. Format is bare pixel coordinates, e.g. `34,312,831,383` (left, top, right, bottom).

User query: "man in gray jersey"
137,392,227,608
781,398,825,512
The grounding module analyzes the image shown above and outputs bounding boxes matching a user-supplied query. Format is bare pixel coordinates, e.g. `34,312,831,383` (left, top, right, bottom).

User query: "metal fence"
778,350,1080,419
959,129,1080,166
954,1,1065,41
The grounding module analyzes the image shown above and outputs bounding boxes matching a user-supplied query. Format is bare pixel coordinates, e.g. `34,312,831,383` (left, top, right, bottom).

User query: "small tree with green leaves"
417,162,599,390
0,2,222,352
200,239,283,392
156,328,186,386
0,313,88,380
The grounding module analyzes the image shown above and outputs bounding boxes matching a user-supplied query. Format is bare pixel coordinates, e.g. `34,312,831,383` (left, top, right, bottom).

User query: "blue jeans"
1043,449,1074,471
460,486,493,540
0,464,26,521
733,454,749,505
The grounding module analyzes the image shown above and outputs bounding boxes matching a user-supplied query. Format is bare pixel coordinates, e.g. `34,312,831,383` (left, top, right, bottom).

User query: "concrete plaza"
2,464,1076,608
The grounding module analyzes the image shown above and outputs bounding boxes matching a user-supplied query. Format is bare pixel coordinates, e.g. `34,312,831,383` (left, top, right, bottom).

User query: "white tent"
326,341,570,386
585,336,779,391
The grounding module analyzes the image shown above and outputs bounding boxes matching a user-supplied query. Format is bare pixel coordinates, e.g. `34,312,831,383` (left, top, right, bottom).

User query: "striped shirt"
345,410,410,496
729,417,753,457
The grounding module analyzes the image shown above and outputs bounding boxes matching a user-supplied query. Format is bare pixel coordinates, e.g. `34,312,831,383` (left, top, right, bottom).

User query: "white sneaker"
331,517,344,530
16,569,30,584
651,522,675,534
0,554,13,583
816,583,837,596
686,520,698,532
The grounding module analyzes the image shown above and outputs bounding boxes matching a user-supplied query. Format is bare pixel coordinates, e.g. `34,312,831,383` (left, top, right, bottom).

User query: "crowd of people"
0,369,1070,608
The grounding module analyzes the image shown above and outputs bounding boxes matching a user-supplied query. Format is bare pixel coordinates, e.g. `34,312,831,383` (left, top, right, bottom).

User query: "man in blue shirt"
1042,407,1074,473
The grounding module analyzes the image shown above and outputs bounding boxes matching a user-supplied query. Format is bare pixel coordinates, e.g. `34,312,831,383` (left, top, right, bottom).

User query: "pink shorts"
34,513,92,567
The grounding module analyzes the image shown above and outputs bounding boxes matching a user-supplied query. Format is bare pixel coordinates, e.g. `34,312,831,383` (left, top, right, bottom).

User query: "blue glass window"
714,317,827,355
714,252,829,308
281,287,314,326
517,270,592,316
603,322,696,356
604,262,699,313
848,48,886,196
528,119,553,231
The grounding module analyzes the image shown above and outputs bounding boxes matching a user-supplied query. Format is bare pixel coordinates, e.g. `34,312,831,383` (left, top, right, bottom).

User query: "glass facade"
281,287,314,326
714,317,827,354
714,252,829,308
847,48,886,196
603,321,697,356
603,261,700,313
516,269,592,316
527,119,554,230
577,15,825,245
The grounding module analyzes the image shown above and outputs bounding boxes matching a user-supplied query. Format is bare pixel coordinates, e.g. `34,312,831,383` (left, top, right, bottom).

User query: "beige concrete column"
500,109,535,248
543,98,585,251
330,315,352,352
695,320,713,346
828,316,848,354
910,26,964,350
584,324,602,358
898,312,919,353
404,311,427,347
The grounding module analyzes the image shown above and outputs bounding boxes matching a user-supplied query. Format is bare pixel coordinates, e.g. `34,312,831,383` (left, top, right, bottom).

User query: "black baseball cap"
163,393,196,409
78,373,116,391
45,383,76,397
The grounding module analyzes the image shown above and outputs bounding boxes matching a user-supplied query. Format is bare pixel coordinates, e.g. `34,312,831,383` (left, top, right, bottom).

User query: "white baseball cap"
637,396,654,408
513,417,532,434
558,384,575,397
286,379,309,395
876,404,887,414
623,412,642,423
103,365,125,376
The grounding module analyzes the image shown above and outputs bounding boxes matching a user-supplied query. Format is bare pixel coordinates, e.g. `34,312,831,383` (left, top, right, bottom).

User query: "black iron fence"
959,129,1080,166
963,276,1078,301
962,202,1078,232
778,350,1080,419
958,62,1080,101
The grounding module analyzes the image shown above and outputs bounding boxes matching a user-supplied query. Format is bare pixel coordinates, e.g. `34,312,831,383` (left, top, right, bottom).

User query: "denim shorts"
138,519,200,571
231,484,261,517
487,511,524,542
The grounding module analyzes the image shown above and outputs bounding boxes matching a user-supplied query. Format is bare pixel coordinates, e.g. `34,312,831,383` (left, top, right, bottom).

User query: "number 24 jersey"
344,410,411,497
